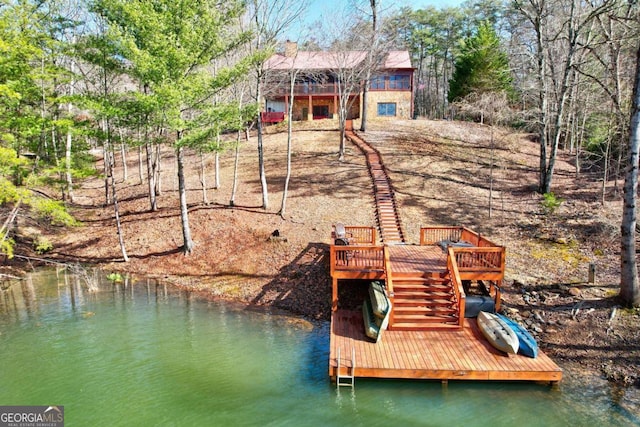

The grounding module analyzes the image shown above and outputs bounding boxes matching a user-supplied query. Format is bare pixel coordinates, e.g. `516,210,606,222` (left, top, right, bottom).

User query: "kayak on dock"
477,311,519,355
497,313,539,358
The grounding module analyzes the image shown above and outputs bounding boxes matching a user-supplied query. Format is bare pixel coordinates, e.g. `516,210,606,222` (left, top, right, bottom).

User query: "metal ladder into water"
336,348,355,388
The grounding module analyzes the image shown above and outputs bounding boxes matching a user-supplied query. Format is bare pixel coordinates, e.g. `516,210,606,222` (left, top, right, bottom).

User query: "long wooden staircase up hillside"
346,128,405,244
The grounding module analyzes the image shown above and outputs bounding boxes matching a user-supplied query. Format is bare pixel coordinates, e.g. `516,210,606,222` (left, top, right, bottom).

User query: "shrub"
29,198,78,226
107,272,123,283
541,192,562,215
0,237,15,259
34,236,53,254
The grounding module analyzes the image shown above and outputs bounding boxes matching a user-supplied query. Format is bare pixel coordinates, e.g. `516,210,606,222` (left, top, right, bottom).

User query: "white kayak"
477,311,519,355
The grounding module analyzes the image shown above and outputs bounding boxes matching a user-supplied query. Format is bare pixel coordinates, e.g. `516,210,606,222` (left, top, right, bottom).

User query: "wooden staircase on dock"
389,274,461,331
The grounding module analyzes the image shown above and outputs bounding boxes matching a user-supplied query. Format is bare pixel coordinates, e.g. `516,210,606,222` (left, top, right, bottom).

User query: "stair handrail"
447,247,466,327
383,245,395,326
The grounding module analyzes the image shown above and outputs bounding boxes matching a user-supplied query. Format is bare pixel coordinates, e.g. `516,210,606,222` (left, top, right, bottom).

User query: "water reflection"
0,268,638,426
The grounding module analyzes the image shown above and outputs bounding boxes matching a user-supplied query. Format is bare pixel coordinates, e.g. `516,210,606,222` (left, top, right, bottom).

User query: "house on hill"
261,41,414,123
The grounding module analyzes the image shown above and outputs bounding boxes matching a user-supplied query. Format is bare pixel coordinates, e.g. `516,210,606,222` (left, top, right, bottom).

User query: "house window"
377,103,396,116
370,76,385,90
389,75,410,90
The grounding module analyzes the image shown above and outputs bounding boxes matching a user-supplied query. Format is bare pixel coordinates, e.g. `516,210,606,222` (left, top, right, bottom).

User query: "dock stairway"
389,274,461,330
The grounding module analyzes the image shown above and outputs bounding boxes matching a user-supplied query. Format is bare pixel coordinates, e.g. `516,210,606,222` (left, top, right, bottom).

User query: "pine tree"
448,21,512,103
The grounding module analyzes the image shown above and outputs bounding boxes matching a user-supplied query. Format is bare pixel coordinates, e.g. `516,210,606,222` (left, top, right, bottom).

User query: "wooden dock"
329,309,563,384
329,130,562,385
329,227,563,385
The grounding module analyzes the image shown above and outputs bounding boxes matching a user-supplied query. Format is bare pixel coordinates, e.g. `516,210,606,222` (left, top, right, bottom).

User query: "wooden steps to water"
344,129,462,330
390,276,460,330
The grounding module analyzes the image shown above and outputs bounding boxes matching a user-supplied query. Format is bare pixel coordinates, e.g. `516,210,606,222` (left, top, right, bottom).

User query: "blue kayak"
497,314,539,358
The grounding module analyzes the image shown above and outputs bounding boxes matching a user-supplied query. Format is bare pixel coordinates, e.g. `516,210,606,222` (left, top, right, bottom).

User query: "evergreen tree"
448,21,512,103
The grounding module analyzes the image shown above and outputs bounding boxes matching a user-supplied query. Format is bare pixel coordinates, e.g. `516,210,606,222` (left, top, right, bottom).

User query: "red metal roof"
383,51,413,69
264,50,412,71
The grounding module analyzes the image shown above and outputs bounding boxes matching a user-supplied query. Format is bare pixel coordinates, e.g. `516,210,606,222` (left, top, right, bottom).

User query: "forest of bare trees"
1,0,639,304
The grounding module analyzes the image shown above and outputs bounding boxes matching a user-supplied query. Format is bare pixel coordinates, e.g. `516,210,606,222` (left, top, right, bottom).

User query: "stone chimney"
284,40,298,58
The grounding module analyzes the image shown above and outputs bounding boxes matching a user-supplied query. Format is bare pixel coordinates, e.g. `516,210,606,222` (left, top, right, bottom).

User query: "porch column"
307,95,313,120
333,95,338,119
410,72,415,119
284,95,289,118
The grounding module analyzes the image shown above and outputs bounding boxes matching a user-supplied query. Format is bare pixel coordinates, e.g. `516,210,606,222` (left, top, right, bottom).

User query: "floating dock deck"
329,309,563,384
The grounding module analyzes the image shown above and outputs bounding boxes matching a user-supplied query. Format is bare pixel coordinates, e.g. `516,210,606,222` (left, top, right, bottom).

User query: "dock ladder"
336,348,356,388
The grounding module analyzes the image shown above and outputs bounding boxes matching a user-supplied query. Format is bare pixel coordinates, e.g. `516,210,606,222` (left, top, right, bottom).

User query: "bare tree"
620,39,640,307
278,62,300,217
514,0,614,194
359,0,379,132
248,0,306,209
454,92,511,218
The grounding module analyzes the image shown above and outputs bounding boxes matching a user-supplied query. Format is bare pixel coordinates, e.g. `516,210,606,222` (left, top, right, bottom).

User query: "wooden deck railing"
451,247,505,280
332,225,377,245
421,226,505,316
261,111,285,123
383,246,394,326
329,245,385,276
419,226,499,247
420,227,463,245
447,247,466,327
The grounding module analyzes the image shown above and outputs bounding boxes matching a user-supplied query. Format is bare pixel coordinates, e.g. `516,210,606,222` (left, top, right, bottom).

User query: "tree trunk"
102,119,110,205
145,142,157,211
155,143,162,196
255,68,269,209
280,70,296,217
65,125,74,203
230,130,241,207
338,117,346,162
360,0,377,131
214,151,220,190
119,128,128,182
253,5,269,210
200,152,209,205
138,144,143,184
65,60,75,203
176,142,194,254
620,42,640,307
360,86,369,132
109,150,129,262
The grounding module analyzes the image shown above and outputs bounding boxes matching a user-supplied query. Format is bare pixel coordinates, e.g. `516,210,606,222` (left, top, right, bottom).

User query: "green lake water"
0,269,638,426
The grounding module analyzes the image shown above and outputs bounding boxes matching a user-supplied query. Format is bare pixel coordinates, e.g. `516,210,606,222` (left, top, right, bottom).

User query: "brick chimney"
284,40,298,57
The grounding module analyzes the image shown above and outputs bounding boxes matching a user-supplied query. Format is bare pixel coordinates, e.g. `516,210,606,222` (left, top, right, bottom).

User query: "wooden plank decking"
329,310,563,384
387,245,447,276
